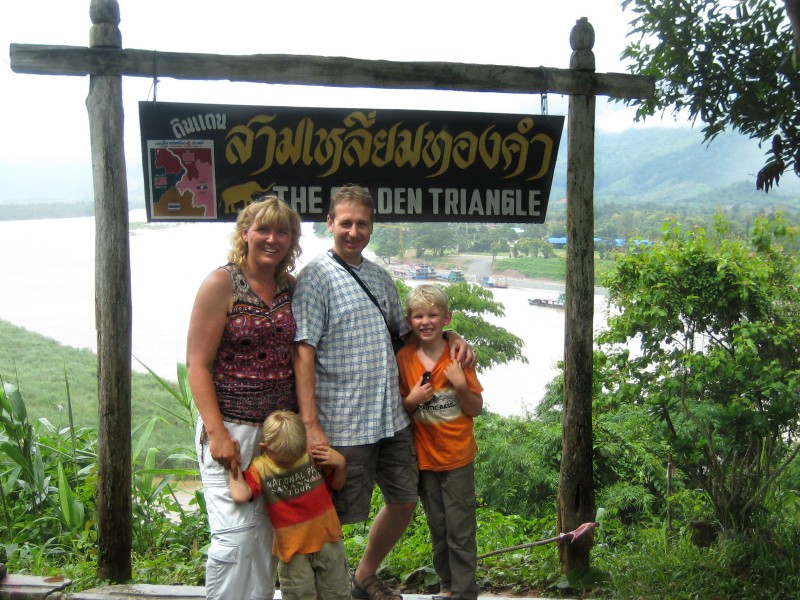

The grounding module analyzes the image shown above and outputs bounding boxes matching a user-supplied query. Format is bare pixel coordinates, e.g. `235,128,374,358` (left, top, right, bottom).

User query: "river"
0,211,609,416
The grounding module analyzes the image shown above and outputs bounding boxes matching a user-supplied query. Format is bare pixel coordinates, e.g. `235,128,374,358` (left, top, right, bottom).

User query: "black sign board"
139,101,563,223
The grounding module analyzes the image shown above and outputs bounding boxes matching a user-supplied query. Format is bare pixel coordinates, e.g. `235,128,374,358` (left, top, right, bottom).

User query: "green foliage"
495,255,567,280
343,487,563,595
592,405,670,523
475,511,562,592
342,480,799,599
599,214,800,532
1,375,98,574
621,0,800,190
405,223,457,258
0,373,207,588
595,523,800,599
57,461,85,531
0,377,48,510
539,360,677,528
473,412,559,520
494,250,617,285
134,359,199,468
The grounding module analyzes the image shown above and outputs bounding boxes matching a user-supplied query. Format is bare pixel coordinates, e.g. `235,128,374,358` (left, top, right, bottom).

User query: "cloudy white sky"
2,0,654,164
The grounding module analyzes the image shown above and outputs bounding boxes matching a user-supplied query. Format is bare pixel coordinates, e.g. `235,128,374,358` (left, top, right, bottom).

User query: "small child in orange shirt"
397,284,484,600
229,410,350,600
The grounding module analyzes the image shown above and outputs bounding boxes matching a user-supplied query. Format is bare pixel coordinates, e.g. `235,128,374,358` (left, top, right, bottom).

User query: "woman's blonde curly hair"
228,196,302,274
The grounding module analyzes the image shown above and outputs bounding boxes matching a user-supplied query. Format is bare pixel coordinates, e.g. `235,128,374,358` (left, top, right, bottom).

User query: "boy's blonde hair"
261,410,307,464
405,284,450,315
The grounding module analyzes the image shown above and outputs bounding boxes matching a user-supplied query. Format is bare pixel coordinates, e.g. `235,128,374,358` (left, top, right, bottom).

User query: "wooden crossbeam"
10,43,654,100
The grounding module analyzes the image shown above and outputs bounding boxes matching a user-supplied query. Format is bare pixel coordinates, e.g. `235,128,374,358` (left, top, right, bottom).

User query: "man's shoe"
351,574,403,600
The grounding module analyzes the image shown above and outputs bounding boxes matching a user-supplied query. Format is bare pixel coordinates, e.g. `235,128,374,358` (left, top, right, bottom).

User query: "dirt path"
460,253,493,278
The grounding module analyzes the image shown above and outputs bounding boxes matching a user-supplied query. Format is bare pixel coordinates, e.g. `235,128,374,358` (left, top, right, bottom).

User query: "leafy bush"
0,373,206,588
474,412,560,520
595,523,800,599
599,215,800,532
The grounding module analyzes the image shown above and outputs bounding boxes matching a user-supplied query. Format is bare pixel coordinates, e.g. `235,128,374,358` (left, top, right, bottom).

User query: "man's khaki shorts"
331,426,419,524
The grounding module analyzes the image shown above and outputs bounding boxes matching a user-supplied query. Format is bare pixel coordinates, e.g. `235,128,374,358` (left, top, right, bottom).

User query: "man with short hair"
293,184,473,600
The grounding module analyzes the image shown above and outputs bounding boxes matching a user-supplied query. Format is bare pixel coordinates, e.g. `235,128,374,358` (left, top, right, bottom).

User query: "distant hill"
1,126,798,214
599,128,770,195
0,159,94,205
549,126,800,207
0,160,145,206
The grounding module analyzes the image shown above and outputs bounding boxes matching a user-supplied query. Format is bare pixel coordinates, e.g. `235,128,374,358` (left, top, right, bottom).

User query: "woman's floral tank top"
212,264,297,423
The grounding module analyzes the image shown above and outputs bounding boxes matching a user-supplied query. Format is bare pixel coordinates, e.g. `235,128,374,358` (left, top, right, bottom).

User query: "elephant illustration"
220,181,274,214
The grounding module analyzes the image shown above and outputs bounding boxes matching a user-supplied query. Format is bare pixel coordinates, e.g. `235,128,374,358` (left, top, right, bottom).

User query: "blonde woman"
187,197,302,600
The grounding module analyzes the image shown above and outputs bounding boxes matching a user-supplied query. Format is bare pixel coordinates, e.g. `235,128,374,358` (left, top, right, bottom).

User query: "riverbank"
385,252,606,295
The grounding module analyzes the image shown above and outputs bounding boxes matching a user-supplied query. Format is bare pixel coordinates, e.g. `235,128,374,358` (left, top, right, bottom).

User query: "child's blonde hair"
405,284,450,315
262,410,307,464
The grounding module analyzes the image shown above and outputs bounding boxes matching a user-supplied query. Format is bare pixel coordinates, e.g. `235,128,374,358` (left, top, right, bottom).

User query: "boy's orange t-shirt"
397,343,483,471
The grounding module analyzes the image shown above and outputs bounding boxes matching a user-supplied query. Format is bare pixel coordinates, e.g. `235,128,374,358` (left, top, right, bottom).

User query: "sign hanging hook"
147,50,160,102
540,66,549,115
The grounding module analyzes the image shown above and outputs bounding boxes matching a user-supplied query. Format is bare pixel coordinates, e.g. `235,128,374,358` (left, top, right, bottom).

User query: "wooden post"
86,0,132,582
559,17,597,574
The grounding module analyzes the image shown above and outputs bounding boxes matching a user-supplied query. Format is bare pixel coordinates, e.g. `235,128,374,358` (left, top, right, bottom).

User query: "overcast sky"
2,0,658,163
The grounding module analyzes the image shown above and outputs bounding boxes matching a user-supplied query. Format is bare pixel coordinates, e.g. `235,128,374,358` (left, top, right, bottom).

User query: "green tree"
537,359,673,526
407,223,455,258
598,215,800,532
370,226,403,263
446,282,527,372
536,239,555,258
515,238,533,257
622,0,800,191
311,222,329,238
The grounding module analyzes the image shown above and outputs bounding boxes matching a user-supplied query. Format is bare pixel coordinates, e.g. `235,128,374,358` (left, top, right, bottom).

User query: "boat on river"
437,269,465,283
389,263,435,280
389,265,413,278
410,264,436,279
528,293,566,308
482,275,508,288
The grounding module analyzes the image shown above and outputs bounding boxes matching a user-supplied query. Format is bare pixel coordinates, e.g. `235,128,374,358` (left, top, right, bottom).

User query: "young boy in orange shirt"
397,284,484,600
229,410,350,600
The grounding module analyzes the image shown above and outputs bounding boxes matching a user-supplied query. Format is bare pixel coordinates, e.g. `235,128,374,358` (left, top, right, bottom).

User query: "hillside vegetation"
0,319,192,459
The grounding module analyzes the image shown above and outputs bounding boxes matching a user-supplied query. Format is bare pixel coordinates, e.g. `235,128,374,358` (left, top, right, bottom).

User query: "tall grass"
0,365,206,590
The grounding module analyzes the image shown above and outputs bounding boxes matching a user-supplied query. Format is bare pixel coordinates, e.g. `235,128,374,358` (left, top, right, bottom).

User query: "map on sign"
146,140,216,219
